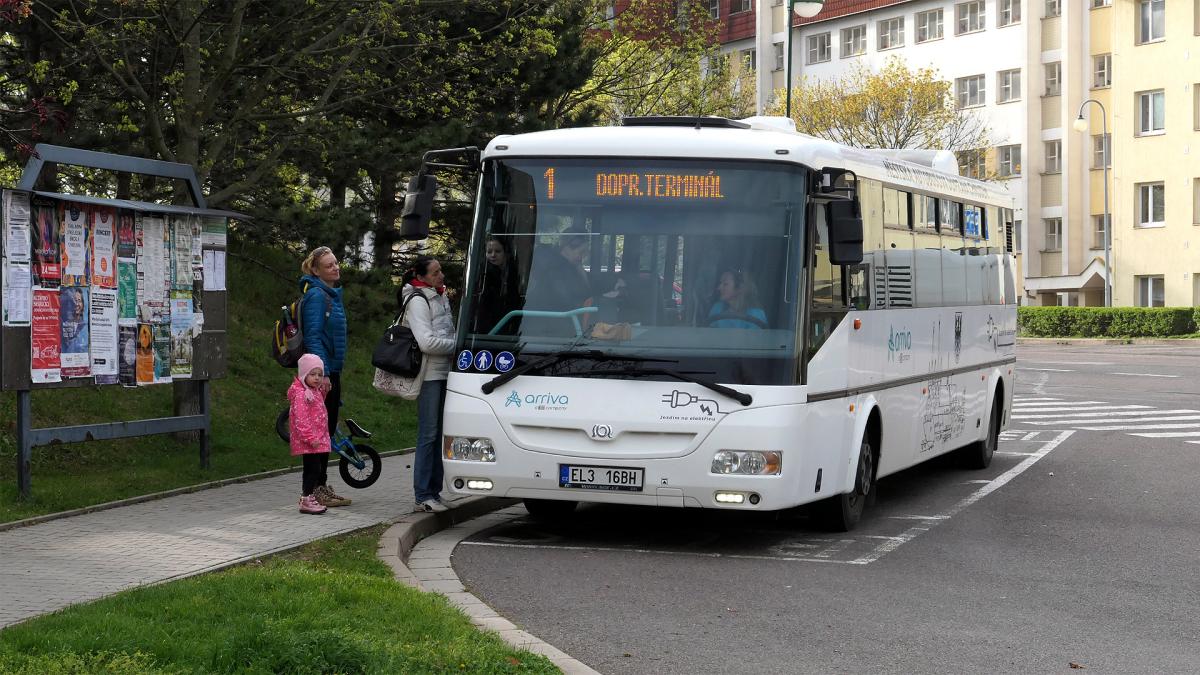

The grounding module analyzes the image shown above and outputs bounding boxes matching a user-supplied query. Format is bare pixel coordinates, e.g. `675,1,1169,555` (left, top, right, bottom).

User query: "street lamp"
785,0,824,119
1073,99,1111,307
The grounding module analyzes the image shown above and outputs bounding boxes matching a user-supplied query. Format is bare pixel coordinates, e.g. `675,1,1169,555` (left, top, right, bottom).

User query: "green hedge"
1017,306,1197,338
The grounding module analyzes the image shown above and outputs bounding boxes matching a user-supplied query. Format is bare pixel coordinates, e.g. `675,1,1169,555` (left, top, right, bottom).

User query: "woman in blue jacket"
299,246,350,507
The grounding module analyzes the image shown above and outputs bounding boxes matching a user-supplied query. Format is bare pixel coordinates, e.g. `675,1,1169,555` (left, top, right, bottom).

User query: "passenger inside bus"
473,235,522,334
523,227,594,335
707,268,768,329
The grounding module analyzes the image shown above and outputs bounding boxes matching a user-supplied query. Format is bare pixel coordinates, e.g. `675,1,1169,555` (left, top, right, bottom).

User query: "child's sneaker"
299,494,327,514
315,485,351,507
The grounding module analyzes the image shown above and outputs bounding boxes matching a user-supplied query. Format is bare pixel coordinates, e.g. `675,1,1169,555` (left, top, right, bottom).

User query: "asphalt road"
453,343,1200,673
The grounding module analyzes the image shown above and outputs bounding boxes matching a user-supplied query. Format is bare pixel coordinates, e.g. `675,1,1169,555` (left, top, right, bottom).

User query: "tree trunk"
372,169,400,271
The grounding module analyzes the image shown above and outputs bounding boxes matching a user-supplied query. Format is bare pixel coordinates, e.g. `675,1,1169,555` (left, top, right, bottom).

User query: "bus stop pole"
16,390,32,499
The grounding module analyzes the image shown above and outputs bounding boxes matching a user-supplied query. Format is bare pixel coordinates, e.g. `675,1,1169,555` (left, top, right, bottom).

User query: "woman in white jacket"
401,256,457,512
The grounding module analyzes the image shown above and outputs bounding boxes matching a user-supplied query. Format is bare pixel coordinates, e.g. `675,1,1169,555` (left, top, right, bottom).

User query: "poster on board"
170,292,193,378
91,207,117,288
60,286,90,377
117,258,137,323
90,288,119,377
135,322,154,385
3,259,32,326
4,189,32,263
31,198,60,287
136,214,169,322
60,202,90,287
153,323,172,384
119,324,137,387
31,287,61,383
116,209,136,258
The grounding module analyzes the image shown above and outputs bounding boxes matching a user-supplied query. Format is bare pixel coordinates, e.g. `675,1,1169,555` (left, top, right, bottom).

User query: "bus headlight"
444,437,496,462
711,450,781,475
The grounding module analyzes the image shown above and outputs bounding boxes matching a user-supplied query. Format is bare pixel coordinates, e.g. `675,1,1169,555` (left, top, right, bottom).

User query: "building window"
1093,134,1111,168
1045,140,1061,174
958,148,987,179
1137,276,1165,307
1138,0,1164,43
998,69,1021,102
1014,219,1023,251
1137,182,1166,227
708,0,720,19
731,0,751,13
999,0,1021,26
1093,215,1109,248
1194,82,1200,130
773,42,785,71
1092,0,1110,7
916,9,943,42
878,17,904,50
1093,54,1111,88
998,144,1021,177
956,74,986,108
1137,90,1166,135
807,33,831,64
956,1,985,34
841,25,867,57
1044,62,1061,96
1194,177,1200,224
740,48,756,73
1044,218,1062,251
1045,0,1060,17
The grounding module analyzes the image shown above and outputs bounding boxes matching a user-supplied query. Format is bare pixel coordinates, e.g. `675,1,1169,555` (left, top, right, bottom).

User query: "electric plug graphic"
662,390,701,408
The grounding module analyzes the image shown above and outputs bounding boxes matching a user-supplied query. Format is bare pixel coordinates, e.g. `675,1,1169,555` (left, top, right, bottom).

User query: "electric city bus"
400,116,1017,530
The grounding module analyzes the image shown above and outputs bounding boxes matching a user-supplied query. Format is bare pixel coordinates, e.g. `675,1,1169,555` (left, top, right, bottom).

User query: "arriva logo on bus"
888,326,912,363
505,390,570,410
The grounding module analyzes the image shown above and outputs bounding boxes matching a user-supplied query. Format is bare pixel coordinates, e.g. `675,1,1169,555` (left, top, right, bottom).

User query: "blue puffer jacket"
299,274,346,375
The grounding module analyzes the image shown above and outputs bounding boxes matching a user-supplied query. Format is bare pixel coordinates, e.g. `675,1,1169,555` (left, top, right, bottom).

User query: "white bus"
402,116,1017,530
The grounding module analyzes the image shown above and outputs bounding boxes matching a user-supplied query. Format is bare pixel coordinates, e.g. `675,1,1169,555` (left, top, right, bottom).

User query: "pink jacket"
288,377,330,456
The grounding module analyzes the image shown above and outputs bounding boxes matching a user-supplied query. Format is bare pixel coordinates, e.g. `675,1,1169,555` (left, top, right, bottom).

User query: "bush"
1018,306,1196,338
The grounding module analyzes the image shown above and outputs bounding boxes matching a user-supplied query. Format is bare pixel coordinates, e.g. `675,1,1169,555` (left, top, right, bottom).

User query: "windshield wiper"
570,367,753,406
480,350,675,395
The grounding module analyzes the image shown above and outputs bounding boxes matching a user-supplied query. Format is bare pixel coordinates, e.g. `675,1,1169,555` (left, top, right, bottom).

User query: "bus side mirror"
399,173,437,240
828,200,864,265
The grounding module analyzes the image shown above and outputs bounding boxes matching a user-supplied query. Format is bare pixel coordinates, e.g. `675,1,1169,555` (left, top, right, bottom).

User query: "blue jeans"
414,379,447,503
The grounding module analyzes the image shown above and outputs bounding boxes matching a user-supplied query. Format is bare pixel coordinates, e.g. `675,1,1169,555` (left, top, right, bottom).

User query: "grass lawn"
0,526,558,674
0,242,418,523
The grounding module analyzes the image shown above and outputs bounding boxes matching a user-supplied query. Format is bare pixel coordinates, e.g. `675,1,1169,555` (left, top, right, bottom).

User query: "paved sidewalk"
0,455,418,629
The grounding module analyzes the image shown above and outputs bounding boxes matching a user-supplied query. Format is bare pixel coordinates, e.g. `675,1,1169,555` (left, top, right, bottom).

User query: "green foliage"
0,528,558,674
0,241,416,523
1018,306,1197,338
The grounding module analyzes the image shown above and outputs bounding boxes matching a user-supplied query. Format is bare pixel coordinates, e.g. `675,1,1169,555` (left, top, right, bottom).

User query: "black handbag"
372,292,429,377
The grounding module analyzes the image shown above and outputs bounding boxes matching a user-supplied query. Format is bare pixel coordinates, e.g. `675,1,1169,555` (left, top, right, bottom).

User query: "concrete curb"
377,500,600,675
0,448,413,533
1016,337,1197,346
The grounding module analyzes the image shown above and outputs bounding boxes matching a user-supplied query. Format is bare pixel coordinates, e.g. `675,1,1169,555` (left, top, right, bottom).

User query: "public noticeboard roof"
31,191,248,220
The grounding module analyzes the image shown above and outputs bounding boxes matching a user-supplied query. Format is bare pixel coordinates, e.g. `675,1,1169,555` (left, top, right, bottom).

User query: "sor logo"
591,424,613,439
888,326,912,363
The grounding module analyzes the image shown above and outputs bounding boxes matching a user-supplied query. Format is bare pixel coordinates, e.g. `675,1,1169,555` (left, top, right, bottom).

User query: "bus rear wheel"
523,498,578,520
817,438,875,532
961,396,1002,470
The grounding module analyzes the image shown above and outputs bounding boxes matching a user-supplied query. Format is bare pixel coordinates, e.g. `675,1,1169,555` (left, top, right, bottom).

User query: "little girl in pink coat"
290,353,330,514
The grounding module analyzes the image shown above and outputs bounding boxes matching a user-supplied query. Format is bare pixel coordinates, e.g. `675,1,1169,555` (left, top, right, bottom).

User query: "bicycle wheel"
339,444,381,489
275,408,290,443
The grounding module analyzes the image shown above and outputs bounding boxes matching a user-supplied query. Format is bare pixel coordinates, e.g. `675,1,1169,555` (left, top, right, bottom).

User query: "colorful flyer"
91,207,117,288
60,285,90,377
170,292,193,378
89,288,119,377
31,198,60,287
117,258,137,324
119,324,137,387
31,287,62,383
116,209,136,258
135,323,154,385
60,202,90,286
153,322,172,384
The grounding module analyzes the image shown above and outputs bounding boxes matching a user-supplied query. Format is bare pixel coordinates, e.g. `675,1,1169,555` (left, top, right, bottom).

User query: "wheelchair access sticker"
474,351,493,371
457,350,473,371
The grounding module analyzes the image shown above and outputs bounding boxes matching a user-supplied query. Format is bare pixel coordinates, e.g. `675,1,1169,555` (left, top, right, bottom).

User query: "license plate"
559,464,644,492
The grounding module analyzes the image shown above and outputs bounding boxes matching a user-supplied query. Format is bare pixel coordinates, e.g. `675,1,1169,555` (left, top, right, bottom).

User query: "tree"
771,58,991,157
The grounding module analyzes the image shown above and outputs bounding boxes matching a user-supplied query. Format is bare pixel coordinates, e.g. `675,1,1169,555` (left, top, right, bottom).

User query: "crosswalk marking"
1108,372,1180,378
1011,395,1200,443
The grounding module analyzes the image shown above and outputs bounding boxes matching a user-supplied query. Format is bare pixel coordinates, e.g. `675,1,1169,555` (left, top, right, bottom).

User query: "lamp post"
785,0,824,119
1073,99,1111,307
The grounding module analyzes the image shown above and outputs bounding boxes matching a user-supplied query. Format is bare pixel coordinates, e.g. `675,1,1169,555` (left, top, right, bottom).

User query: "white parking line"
1017,367,1074,372
1108,372,1180,378
1132,431,1200,438
1077,422,1200,431
1013,400,1105,407
1014,409,1198,420
1012,405,1152,413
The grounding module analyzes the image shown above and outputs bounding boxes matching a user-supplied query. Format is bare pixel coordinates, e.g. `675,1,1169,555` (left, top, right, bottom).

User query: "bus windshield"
457,157,808,386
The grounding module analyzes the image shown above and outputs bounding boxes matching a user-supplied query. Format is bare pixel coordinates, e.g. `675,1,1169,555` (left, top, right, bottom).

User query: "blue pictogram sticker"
457,350,473,371
495,351,515,373
474,350,493,371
